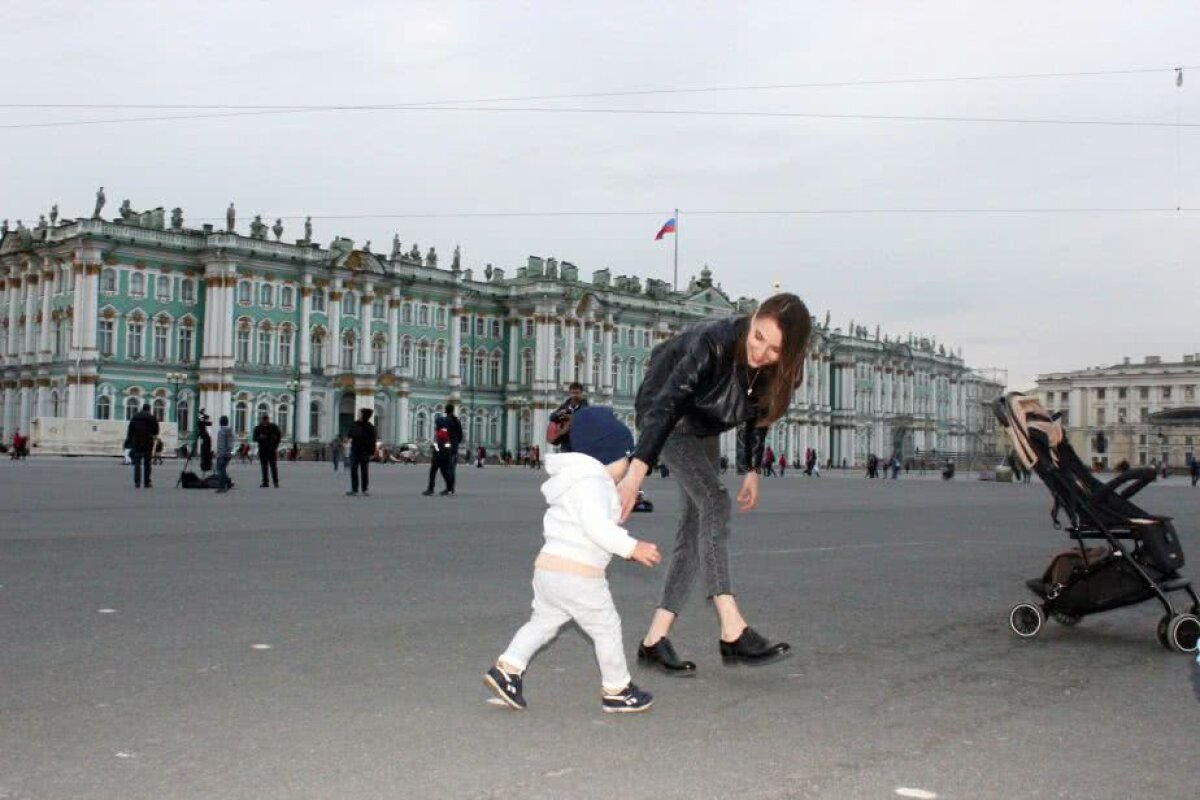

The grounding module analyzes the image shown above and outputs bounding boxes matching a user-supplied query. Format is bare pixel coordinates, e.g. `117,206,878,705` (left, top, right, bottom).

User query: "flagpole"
673,207,679,292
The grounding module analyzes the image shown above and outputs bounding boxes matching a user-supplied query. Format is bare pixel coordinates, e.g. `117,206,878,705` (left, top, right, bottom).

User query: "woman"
617,293,811,673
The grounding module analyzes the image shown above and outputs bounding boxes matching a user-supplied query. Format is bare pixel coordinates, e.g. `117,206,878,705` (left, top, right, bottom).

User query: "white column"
7,277,21,359
398,388,411,442
533,310,551,387
327,280,342,372
24,275,38,362
358,282,373,365
601,317,613,395
506,317,521,387
18,385,31,433
564,319,576,385
387,294,400,368
299,284,312,373
505,406,517,452
584,321,595,391
449,301,462,388
39,267,53,360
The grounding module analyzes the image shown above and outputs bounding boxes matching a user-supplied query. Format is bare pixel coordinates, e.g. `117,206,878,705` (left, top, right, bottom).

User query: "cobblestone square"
2,458,1197,799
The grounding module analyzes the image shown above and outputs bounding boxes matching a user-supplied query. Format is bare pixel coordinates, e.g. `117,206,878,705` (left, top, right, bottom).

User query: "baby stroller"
993,392,1199,653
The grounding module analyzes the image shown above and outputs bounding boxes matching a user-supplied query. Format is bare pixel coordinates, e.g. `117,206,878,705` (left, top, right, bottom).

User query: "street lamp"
285,378,300,452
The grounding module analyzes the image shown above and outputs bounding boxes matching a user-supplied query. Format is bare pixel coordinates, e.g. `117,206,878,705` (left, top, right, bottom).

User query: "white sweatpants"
500,569,631,691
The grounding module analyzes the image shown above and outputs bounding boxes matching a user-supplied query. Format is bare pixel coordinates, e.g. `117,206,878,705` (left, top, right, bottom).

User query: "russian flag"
654,217,677,240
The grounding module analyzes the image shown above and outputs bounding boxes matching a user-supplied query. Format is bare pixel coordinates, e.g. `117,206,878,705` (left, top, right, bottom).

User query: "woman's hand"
617,459,650,522
736,470,760,511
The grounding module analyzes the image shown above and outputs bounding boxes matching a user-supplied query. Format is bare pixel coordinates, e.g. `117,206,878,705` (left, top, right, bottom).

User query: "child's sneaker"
601,683,653,713
484,665,526,710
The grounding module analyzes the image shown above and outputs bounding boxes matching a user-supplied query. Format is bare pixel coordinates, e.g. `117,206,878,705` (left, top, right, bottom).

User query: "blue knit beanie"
568,406,633,466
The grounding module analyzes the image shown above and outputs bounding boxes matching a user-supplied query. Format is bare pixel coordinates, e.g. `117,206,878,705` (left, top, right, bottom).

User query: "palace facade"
0,203,1002,465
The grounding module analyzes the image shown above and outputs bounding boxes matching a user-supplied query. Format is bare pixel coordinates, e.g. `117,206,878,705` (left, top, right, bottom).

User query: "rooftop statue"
272,218,284,241
49,204,58,225
93,187,106,220
1,220,8,235
408,243,421,261
250,214,268,240
171,208,183,230
303,216,312,244
119,200,133,221
451,244,461,271
226,203,236,233
426,247,438,267
391,234,402,259
38,214,47,228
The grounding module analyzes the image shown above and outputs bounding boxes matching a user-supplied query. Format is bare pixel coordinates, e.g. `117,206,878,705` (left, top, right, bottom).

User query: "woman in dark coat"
617,293,812,674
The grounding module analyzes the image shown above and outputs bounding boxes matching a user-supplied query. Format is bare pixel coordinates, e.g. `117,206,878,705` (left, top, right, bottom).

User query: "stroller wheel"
1050,611,1081,627
1009,602,1044,638
1165,613,1200,653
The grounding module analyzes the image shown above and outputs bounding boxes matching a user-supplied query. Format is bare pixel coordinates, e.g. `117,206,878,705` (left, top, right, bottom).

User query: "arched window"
414,410,428,442
48,390,60,417
417,341,429,378
235,401,248,435
259,284,273,308
53,319,65,356
278,327,293,367
611,356,621,392
153,397,167,422
341,291,356,316
372,336,386,370
177,397,190,433
154,319,170,362
436,307,446,328
591,358,600,390
627,357,637,391
433,341,446,380
418,304,430,326
236,327,250,363
459,347,470,383
372,298,384,320
155,275,172,302
281,286,294,309
100,268,117,294
311,331,324,369
256,402,270,424
180,278,195,304
96,394,112,420
487,413,500,445
129,272,146,297
125,396,141,420
400,336,413,371
522,349,534,385
341,331,355,370
402,302,413,325
474,348,486,386
126,317,145,360
489,351,503,386
309,401,321,439
311,287,326,313
277,402,291,441
237,281,251,305
258,327,272,366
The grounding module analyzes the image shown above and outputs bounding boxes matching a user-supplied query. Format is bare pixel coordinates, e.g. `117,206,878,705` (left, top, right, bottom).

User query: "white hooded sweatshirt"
538,452,638,569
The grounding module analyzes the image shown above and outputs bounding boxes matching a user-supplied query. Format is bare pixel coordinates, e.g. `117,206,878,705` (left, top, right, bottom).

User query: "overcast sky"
3,1,1198,389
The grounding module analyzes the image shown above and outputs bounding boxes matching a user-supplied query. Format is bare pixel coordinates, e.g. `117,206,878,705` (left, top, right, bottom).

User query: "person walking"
153,436,165,465
779,453,787,477
763,445,775,477
616,293,812,675
346,408,377,496
214,415,234,493
548,381,589,451
1188,452,1199,487
429,404,462,495
126,403,160,488
482,406,661,714
253,413,283,488
330,436,342,471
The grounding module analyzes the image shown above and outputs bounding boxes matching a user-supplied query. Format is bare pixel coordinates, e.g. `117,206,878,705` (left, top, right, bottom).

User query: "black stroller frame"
994,392,1200,653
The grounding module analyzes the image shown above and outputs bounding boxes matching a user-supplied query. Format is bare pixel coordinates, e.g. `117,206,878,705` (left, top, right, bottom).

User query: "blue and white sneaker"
601,683,654,713
484,665,526,710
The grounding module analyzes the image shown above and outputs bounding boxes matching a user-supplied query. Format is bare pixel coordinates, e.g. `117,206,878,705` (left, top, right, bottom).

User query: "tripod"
176,411,214,488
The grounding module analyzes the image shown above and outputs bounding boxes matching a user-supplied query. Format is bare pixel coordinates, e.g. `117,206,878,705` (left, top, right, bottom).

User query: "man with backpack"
346,408,377,497
423,403,462,496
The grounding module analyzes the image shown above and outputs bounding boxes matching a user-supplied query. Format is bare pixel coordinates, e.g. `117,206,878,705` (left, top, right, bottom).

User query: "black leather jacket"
633,316,767,471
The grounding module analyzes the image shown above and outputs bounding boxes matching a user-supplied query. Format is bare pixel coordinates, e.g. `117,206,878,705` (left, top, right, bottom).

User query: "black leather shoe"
637,637,697,676
719,627,791,666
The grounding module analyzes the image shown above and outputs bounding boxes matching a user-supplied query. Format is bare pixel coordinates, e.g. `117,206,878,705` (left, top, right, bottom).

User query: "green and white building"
0,202,1002,465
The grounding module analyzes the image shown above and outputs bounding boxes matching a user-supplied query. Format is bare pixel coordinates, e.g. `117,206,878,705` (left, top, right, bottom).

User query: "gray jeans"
658,429,733,613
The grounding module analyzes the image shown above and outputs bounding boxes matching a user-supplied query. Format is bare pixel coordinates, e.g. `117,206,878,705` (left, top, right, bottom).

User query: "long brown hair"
738,292,812,424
